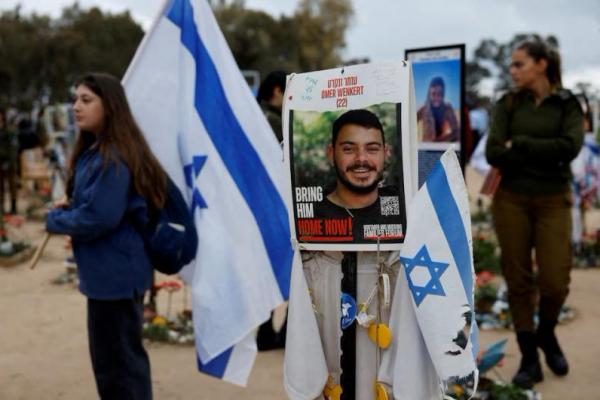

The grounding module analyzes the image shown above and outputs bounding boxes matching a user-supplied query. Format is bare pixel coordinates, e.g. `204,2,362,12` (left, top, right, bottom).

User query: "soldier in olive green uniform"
486,41,584,390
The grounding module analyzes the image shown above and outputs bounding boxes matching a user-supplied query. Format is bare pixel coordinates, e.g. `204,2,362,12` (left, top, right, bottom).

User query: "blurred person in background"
486,40,584,389
257,70,287,145
0,108,19,215
256,70,288,350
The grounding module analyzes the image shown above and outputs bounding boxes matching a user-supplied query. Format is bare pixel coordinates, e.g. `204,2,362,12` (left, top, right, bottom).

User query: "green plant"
475,284,498,313
473,236,501,274
143,323,169,342
489,382,528,400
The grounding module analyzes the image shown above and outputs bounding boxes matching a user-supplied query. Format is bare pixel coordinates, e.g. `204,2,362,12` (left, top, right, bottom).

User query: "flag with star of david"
122,0,294,386
394,149,479,386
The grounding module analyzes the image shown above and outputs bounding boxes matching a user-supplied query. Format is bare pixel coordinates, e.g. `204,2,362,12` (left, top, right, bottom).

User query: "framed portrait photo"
405,44,466,187
283,62,418,251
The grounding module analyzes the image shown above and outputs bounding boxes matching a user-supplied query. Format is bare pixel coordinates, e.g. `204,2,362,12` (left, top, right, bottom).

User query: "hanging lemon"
323,375,343,400
375,382,389,400
367,323,393,349
327,384,343,400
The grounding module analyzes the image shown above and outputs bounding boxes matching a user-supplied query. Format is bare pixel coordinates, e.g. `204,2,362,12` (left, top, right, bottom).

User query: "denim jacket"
46,146,153,300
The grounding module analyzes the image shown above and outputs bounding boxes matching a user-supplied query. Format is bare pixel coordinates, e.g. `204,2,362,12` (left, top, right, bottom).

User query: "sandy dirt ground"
2,169,600,399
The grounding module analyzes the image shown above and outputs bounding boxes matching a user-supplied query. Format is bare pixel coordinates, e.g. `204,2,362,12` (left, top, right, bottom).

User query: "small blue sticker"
340,292,357,329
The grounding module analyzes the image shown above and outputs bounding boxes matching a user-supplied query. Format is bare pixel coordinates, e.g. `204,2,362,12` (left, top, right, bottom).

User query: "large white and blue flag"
123,0,294,385
380,150,478,398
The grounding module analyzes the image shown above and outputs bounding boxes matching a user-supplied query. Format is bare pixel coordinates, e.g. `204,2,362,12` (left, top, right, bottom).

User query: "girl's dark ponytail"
516,40,562,88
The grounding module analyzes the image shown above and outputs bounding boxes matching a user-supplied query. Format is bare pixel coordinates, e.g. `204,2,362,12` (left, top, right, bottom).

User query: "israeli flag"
396,150,478,387
123,0,293,385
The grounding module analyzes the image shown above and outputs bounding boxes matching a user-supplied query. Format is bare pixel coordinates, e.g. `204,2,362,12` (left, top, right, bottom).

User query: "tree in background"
211,1,294,74
293,0,354,71
465,61,492,106
7,3,592,115
0,1,353,107
0,4,143,106
0,7,52,106
212,0,354,78
49,4,144,95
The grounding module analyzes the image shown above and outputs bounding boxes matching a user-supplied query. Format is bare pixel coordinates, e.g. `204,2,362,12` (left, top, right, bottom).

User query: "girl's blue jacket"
46,147,153,300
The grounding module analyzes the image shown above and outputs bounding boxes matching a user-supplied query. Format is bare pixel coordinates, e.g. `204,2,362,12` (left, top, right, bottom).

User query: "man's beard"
334,159,383,195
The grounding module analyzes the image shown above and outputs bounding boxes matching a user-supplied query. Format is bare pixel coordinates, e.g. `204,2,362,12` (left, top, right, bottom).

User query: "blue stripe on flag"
426,161,473,303
471,319,480,359
166,0,292,298
197,346,233,378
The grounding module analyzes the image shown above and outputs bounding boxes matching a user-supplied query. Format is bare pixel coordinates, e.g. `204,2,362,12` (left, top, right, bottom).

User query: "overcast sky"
2,0,599,93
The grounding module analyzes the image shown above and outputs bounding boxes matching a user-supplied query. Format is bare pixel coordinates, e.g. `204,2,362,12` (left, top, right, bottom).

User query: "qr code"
380,196,400,216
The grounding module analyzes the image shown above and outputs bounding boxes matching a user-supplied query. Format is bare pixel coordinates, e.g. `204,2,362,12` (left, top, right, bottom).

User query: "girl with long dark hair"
46,72,167,399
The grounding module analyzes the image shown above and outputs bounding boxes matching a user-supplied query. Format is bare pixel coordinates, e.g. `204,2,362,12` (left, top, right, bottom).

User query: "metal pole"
340,251,357,400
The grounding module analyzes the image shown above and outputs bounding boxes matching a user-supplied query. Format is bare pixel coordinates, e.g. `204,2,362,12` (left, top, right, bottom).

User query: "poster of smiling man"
405,44,465,187
283,62,417,251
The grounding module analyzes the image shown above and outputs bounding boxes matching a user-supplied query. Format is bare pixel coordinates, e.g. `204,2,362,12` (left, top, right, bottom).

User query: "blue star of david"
183,154,208,212
400,245,449,307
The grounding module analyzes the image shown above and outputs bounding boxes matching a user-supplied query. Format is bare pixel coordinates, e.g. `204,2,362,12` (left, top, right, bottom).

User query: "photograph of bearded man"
309,109,405,243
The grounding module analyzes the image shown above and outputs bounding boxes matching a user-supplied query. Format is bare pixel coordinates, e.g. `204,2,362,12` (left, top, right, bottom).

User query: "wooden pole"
28,232,51,270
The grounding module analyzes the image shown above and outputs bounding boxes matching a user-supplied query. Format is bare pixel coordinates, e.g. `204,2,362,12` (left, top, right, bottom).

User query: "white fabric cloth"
378,269,443,399
123,0,293,385
285,250,440,399
397,150,479,385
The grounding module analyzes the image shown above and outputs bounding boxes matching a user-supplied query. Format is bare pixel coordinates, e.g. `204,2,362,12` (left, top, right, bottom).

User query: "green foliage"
213,4,285,74
292,109,338,189
212,0,354,77
143,323,170,342
0,4,143,105
489,382,528,400
293,0,353,71
473,236,501,274
446,379,529,400
142,311,194,344
0,1,353,105
0,11,51,105
474,283,497,313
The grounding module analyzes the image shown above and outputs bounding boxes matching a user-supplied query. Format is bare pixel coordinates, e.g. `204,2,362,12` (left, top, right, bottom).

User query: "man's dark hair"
257,70,287,103
331,109,385,146
429,76,445,94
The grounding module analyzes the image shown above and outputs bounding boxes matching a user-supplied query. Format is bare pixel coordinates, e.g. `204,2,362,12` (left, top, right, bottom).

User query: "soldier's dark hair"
516,40,562,88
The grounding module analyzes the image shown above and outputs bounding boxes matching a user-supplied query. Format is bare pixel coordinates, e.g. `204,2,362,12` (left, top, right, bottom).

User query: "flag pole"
340,251,357,400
